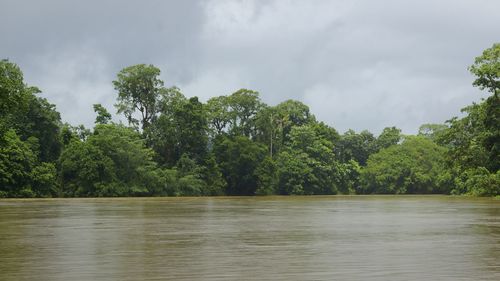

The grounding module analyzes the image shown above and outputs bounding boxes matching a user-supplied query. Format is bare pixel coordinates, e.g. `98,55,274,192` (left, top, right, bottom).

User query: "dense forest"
1,44,498,198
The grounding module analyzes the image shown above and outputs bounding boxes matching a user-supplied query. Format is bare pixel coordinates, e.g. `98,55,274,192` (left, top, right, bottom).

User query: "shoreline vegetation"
0,194,498,200
1,43,498,198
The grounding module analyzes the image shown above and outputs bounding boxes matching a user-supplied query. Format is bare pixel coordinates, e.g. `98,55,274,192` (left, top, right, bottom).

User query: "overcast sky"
1,0,498,134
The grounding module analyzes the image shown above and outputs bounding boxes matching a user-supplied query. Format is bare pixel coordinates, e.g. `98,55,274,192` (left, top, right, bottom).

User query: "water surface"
0,196,499,280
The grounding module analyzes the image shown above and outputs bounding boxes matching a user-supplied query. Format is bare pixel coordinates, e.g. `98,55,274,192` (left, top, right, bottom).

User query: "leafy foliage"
469,43,499,95
0,60,61,197
336,129,376,166
375,126,402,150
214,135,267,195
276,125,341,195
93,104,112,124
60,124,163,196
1,44,499,197
418,123,448,143
361,137,449,194
0,129,58,197
113,64,166,130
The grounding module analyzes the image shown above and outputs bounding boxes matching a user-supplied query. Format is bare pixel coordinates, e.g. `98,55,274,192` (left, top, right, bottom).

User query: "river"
0,196,499,280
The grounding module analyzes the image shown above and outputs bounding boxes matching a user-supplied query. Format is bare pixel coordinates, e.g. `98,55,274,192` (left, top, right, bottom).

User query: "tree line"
0,43,498,197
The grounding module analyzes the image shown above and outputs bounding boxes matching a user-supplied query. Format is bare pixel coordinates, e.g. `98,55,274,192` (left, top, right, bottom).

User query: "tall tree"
93,104,112,124
60,124,164,197
469,43,500,172
173,97,208,162
206,95,232,137
214,135,267,195
361,136,449,194
469,43,499,96
10,95,62,163
418,123,448,143
0,60,32,128
276,124,341,195
1,60,62,162
0,60,61,197
113,64,166,130
440,103,495,177
255,100,316,157
336,129,376,166
0,130,37,197
375,126,402,150
434,43,500,196
227,89,263,137
274,100,315,138
146,93,208,166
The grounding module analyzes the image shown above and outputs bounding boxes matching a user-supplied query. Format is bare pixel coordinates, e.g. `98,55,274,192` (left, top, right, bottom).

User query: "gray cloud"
1,0,497,133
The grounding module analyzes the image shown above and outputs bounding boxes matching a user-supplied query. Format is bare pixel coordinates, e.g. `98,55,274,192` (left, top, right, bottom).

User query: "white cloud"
1,0,498,132
24,46,117,127
179,67,251,102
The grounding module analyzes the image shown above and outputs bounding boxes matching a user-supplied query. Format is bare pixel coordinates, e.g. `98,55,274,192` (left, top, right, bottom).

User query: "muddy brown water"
0,196,499,280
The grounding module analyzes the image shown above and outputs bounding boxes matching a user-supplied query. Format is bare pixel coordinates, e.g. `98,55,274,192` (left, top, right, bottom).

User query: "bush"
454,168,500,196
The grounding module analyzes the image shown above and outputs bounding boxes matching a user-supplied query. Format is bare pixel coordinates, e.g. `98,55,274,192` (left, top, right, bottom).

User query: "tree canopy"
360,136,449,194
1,43,499,197
113,64,167,130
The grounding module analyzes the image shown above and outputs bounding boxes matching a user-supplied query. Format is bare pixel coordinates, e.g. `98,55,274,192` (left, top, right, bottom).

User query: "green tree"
206,95,232,137
60,124,164,196
452,167,499,196
22,96,62,162
227,89,263,137
482,96,499,171
0,129,57,197
336,129,376,166
200,155,226,196
360,136,449,194
337,160,361,194
113,64,166,130
0,60,32,130
276,150,311,195
438,44,500,182
0,130,37,197
0,60,61,197
154,154,225,196
276,124,341,195
147,95,208,166
255,100,316,158
173,154,207,196
59,138,114,196
375,126,401,150
418,123,448,143
468,43,500,172
254,105,279,157
174,97,208,162
93,104,112,124
214,135,267,195
469,43,499,95
30,162,58,197
145,88,187,165
440,100,492,172
255,156,278,195
0,60,62,163
438,101,498,195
